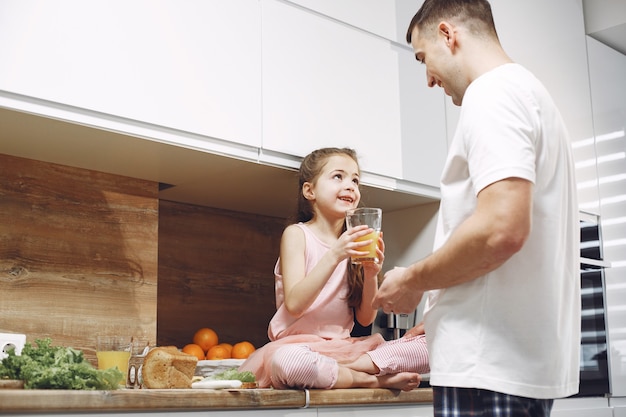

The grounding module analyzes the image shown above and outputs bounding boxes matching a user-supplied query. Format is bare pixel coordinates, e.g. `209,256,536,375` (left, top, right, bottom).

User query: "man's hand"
372,266,424,314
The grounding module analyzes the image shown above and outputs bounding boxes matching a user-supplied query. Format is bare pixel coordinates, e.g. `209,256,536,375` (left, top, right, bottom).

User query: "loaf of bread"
142,346,198,389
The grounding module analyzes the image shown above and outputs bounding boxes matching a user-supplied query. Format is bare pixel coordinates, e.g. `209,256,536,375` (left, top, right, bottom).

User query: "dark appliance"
575,211,611,397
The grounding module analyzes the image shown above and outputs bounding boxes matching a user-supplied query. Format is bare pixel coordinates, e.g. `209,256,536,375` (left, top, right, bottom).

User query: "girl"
238,147,429,391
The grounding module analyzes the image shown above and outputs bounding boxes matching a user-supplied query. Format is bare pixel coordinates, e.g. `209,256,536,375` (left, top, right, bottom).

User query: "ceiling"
583,0,626,55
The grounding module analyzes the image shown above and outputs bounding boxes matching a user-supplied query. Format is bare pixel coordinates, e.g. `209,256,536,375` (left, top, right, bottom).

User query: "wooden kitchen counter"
0,387,433,413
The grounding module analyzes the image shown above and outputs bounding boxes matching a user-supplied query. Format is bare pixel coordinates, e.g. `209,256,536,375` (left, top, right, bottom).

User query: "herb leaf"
0,338,123,390
213,367,256,382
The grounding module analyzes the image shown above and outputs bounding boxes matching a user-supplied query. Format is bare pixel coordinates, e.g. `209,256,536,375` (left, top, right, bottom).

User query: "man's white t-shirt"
424,63,580,399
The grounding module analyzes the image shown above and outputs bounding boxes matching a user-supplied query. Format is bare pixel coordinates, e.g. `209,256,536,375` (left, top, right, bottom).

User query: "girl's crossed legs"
270,335,428,391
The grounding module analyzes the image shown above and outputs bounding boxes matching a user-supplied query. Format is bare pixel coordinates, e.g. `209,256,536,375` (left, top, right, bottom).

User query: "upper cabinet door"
261,0,446,187
398,46,448,188
491,0,593,146
0,0,263,148
283,0,418,44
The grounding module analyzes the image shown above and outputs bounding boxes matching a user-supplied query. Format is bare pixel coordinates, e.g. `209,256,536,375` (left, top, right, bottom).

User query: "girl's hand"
402,321,425,338
331,224,372,262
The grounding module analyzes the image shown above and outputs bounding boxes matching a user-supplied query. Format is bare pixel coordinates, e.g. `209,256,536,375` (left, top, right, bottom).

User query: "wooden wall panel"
157,200,286,350
0,153,158,366
0,153,289,363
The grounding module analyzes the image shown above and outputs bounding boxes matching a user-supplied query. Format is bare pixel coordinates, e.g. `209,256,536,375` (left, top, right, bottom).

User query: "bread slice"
142,346,198,389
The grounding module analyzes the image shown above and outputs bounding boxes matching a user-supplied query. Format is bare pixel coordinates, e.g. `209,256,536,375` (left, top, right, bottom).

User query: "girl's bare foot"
376,372,422,391
334,367,421,391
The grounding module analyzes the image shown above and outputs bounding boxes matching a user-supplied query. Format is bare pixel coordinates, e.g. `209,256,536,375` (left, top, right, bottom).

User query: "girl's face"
304,154,361,216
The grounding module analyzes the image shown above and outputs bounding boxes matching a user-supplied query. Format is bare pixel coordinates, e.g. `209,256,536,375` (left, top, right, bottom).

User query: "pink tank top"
267,223,353,341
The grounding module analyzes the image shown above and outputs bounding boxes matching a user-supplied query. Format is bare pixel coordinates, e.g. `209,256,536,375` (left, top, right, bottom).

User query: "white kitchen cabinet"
397,43,448,188
283,0,418,44
0,0,263,149
261,0,446,189
0,0,445,195
552,397,612,417
261,0,401,179
317,404,433,417
586,36,626,399
275,0,449,187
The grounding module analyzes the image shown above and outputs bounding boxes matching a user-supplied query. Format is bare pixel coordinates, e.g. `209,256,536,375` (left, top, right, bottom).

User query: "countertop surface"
0,387,433,413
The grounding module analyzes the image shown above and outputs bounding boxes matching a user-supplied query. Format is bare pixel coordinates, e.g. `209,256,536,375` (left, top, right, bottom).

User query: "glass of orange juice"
96,336,131,386
345,207,382,264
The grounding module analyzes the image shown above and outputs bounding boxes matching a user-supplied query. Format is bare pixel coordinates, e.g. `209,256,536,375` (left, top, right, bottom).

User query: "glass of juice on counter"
96,336,131,386
345,207,382,264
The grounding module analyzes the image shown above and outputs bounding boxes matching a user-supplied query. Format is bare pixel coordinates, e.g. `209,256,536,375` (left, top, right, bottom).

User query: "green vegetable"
0,338,123,390
213,367,256,382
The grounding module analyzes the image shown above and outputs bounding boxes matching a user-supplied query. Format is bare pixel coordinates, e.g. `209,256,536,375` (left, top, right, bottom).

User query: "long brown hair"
294,147,365,309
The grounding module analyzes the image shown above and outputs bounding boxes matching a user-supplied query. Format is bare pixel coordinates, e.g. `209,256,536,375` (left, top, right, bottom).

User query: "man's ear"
438,21,455,49
302,182,315,200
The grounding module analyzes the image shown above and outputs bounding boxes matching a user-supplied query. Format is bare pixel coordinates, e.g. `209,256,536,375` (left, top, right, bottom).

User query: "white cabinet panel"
262,0,445,186
586,36,626,398
275,0,448,187
318,404,433,417
262,0,402,179
262,1,402,178
283,0,418,44
551,406,612,417
490,0,593,145
398,45,447,187
552,397,612,417
0,0,262,148
614,398,626,417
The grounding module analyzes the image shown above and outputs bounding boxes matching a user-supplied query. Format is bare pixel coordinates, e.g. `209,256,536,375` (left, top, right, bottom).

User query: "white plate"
194,359,246,378
196,359,245,367
192,379,243,389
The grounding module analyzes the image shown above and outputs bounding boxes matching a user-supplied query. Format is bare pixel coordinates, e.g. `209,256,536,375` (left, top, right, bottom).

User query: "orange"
193,327,219,353
206,344,230,360
217,342,233,357
231,341,255,359
182,343,205,361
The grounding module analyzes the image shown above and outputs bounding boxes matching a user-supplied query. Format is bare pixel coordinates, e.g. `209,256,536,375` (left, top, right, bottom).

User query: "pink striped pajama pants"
270,334,429,389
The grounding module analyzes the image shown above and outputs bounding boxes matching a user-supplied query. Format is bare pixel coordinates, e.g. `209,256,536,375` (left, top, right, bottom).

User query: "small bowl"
194,359,246,378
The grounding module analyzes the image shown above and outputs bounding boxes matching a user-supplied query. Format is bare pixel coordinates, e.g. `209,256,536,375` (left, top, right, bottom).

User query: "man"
372,1,580,416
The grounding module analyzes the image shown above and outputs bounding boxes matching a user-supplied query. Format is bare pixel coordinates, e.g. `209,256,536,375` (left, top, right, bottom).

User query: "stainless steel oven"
576,211,611,397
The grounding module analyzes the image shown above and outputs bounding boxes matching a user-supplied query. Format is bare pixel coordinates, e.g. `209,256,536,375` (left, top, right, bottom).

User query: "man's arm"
373,177,533,313
409,177,532,289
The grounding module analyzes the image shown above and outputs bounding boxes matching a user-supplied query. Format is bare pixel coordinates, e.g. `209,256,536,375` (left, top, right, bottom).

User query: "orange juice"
96,350,130,384
352,230,380,264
